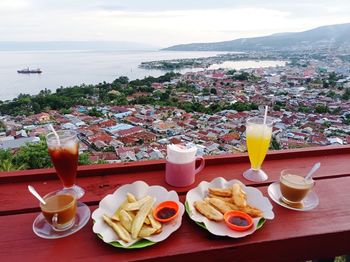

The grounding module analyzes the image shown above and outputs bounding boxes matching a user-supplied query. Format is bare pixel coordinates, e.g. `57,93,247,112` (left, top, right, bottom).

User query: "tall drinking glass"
243,117,273,182
46,130,85,199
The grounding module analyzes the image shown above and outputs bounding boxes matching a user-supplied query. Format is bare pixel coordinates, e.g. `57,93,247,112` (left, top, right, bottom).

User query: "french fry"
144,216,151,225
218,197,263,218
208,187,232,197
147,211,162,230
127,192,137,203
127,208,151,225
138,225,157,238
129,210,152,225
231,183,247,207
103,214,131,243
111,199,128,221
194,200,224,221
208,193,232,203
124,196,152,211
240,205,263,218
207,197,233,214
119,210,133,233
131,198,155,239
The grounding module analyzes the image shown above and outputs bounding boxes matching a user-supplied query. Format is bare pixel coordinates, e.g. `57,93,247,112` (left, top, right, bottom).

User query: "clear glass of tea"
46,130,85,199
40,190,77,231
280,169,314,205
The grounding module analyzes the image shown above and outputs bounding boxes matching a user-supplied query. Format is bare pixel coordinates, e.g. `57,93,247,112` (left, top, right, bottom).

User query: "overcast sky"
1,0,350,47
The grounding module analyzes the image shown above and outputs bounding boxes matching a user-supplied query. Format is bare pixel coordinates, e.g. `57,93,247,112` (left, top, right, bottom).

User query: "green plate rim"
185,201,266,233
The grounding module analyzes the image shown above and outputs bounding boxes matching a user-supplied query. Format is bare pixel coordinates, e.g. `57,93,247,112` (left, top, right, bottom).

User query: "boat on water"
17,68,42,74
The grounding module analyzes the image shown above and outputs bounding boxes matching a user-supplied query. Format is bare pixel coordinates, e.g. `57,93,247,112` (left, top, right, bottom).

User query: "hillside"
164,23,350,51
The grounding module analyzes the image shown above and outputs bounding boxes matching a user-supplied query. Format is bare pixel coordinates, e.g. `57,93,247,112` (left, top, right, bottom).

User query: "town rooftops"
0,137,40,150
105,124,134,133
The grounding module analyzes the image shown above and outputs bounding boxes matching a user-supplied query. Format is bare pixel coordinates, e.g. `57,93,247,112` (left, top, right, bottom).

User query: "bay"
0,50,284,101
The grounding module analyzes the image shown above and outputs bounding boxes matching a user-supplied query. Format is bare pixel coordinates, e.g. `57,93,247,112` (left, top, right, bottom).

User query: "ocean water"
0,50,285,101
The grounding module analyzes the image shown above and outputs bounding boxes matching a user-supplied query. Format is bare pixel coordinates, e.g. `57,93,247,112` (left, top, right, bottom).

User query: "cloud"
0,1,350,46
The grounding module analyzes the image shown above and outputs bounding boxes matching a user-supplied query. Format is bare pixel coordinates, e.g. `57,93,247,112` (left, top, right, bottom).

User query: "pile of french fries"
194,183,263,222
103,193,162,243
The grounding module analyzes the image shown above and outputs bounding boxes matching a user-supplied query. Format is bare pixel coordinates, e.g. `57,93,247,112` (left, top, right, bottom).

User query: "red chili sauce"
156,207,176,219
228,216,249,227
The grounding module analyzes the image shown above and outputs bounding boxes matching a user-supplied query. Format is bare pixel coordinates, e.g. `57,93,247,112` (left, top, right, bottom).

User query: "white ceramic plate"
92,181,185,248
186,177,274,238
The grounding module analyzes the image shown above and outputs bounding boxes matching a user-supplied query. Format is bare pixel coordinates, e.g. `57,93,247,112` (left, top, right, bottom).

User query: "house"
113,111,132,119
0,137,40,150
219,132,240,144
116,147,137,161
33,113,50,123
149,149,164,160
98,119,116,128
327,137,343,145
116,126,143,138
105,124,134,135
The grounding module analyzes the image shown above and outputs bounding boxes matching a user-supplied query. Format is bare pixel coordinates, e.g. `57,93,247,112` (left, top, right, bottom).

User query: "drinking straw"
49,124,61,146
263,106,268,124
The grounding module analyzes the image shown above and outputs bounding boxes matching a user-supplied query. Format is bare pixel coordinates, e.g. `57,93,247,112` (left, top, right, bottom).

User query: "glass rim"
46,130,77,141
40,190,77,210
246,116,274,125
280,169,314,185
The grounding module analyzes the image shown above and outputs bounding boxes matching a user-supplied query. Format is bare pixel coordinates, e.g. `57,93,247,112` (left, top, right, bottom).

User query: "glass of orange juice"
243,117,273,182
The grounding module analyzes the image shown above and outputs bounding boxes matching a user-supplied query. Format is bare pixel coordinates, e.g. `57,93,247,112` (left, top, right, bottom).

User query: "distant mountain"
0,41,158,51
164,23,350,51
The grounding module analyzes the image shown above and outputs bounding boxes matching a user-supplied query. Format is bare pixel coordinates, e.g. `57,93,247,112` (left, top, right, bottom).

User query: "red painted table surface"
1,146,350,261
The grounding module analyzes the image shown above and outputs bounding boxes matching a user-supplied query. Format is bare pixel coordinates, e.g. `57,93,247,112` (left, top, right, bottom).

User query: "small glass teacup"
40,190,77,231
280,169,314,206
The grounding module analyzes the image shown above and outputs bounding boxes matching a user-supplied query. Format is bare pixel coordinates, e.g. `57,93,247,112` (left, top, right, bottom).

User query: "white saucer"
268,182,319,211
33,202,91,239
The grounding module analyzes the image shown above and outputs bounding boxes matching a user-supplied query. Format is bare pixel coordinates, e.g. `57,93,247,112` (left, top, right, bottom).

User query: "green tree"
13,137,52,169
226,69,236,75
202,88,210,95
210,88,217,95
88,107,103,117
298,105,312,113
0,159,26,172
326,91,336,98
342,88,350,100
233,72,249,81
343,114,350,125
271,137,281,150
78,152,91,165
0,149,12,162
0,120,6,131
315,104,329,114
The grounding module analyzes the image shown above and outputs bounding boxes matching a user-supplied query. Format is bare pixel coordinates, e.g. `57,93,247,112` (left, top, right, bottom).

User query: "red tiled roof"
99,119,116,128
117,126,143,137
90,133,113,143
220,132,240,142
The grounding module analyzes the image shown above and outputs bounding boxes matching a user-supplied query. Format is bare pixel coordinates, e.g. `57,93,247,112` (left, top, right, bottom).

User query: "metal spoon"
304,162,321,181
28,185,46,205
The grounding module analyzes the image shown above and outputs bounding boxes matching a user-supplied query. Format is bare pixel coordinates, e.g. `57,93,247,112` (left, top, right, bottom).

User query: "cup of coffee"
165,156,205,187
279,169,314,205
40,190,77,231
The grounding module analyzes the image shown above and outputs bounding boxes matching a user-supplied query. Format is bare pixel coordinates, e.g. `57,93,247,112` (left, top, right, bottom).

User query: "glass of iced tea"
46,130,85,199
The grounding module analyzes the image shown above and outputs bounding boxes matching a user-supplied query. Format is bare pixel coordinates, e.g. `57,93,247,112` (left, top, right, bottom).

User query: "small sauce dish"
153,201,179,223
224,210,253,231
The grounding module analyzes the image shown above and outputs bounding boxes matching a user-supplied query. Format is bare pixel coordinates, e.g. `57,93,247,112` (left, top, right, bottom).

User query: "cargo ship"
17,68,42,74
